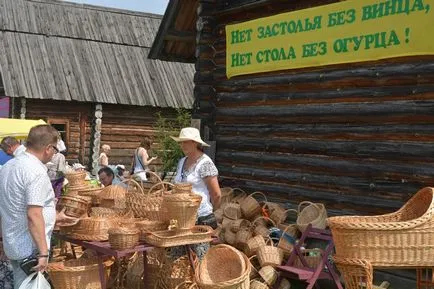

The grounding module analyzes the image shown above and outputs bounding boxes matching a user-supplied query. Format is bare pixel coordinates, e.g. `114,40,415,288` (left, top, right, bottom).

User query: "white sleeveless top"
174,154,218,217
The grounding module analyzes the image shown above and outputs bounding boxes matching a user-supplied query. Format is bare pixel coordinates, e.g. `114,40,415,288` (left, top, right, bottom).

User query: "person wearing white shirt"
0,125,79,288
0,137,26,157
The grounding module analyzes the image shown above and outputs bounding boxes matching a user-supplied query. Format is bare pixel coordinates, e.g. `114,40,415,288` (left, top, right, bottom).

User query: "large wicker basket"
328,187,434,267
99,185,127,208
162,193,202,231
78,187,103,206
48,257,114,289
196,244,251,289
57,196,90,218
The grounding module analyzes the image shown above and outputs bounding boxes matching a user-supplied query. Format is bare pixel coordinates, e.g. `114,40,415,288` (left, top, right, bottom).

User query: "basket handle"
174,281,198,289
232,187,246,194
265,237,274,246
249,191,268,203
252,216,276,227
249,254,258,262
147,181,174,195
298,201,321,215
122,178,145,194
146,171,163,184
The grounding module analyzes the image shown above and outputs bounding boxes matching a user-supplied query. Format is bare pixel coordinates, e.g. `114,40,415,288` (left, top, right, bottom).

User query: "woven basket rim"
328,187,434,230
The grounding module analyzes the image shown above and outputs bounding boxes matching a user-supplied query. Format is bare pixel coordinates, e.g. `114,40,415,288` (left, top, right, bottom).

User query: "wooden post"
91,104,103,175
20,98,26,119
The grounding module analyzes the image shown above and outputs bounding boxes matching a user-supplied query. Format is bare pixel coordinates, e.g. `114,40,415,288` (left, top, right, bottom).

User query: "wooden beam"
165,29,195,42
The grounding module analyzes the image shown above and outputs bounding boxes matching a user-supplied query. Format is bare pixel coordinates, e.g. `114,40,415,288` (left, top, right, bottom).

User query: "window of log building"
48,119,69,149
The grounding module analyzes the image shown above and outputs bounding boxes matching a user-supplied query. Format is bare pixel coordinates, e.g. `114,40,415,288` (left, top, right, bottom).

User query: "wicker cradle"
328,187,434,267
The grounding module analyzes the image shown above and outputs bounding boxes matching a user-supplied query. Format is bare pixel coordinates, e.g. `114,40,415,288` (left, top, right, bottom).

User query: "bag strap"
136,148,146,170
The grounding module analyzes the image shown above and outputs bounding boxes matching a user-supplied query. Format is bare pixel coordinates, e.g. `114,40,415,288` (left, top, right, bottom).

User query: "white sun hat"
170,127,210,147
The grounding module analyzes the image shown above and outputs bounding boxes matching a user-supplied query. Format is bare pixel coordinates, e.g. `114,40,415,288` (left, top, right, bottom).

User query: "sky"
67,0,170,14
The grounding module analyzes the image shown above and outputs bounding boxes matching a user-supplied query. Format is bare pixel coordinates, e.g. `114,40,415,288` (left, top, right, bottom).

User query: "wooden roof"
0,0,195,108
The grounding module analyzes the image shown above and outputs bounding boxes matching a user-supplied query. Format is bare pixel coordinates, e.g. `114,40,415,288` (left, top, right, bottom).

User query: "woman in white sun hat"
171,127,221,229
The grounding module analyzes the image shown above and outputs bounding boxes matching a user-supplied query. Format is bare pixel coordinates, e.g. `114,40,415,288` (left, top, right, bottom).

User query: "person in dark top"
0,149,12,166
98,167,115,187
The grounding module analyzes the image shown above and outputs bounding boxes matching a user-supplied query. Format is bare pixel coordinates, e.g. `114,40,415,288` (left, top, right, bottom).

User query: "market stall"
0,118,46,140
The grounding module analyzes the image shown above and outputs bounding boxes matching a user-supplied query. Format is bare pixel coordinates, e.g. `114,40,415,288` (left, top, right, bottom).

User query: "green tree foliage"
154,109,191,173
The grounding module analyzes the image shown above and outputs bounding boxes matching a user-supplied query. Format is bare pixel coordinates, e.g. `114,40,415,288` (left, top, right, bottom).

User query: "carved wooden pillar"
91,104,102,175
20,98,26,119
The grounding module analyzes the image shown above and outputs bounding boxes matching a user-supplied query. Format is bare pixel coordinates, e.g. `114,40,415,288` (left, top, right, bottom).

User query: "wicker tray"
142,225,213,248
328,187,434,267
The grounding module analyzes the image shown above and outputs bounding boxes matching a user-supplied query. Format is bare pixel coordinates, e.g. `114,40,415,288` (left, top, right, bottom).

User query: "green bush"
154,109,191,174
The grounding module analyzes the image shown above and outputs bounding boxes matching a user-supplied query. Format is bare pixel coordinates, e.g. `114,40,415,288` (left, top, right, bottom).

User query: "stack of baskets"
57,195,91,218
65,170,88,193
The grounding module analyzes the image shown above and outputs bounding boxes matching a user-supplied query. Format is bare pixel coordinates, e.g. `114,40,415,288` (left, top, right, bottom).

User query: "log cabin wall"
195,0,434,216
101,104,179,168
24,99,93,165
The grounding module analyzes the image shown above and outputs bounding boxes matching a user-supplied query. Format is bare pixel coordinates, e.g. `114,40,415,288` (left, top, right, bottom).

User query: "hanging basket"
296,201,327,232
240,192,267,219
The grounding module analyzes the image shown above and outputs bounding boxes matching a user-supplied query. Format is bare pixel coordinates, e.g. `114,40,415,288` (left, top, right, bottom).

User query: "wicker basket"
244,235,266,257
224,203,242,220
297,201,327,232
277,225,296,255
65,171,87,187
250,280,269,289
126,182,172,220
48,257,114,289
175,281,199,289
221,187,234,205
235,228,253,251
162,193,202,231
231,219,251,233
232,188,247,204
253,216,276,238
99,185,127,208
333,256,373,289
58,196,89,218
270,207,296,226
174,182,193,194
143,225,213,248
277,278,291,289
108,227,140,250
248,255,260,280
223,228,237,246
78,187,102,206
240,192,267,220
328,187,434,267
68,217,115,241
196,244,251,289
135,219,168,241
258,265,278,286
257,243,284,268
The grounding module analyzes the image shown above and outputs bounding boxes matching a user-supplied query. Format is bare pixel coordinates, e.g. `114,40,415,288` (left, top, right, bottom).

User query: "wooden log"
215,62,434,91
195,59,217,71
195,44,216,59
217,164,421,200
194,71,214,84
216,85,434,104
218,176,403,216
216,100,434,118
216,150,434,181
216,136,434,162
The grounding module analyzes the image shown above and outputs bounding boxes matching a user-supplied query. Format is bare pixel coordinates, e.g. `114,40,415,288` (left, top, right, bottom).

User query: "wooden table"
55,233,154,289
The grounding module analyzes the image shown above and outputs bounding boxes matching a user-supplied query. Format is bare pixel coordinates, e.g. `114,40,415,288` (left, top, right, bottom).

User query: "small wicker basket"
135,219,168,241
241,192,267,219
297,201,327,232
65,171,87,187
162,193,202,231
257,243,284,268
250,280,269,289
258,265,278,286
244,235,266,257
108,227,140,250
